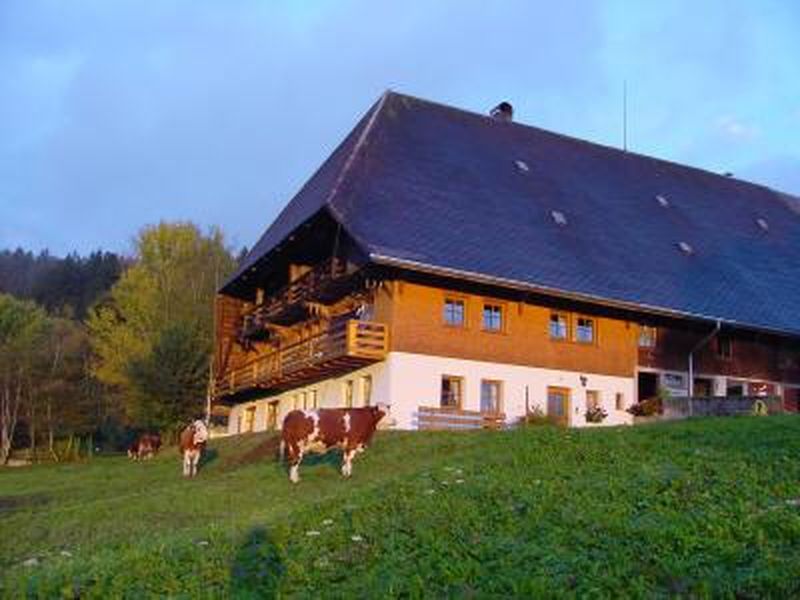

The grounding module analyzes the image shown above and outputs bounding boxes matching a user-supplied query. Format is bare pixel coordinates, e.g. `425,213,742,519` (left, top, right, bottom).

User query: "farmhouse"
213,91,800,433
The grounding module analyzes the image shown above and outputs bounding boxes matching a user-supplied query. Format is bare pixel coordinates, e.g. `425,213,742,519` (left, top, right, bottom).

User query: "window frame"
481,302,505,333
361,375,373,406
440,375,464,409
638,325,657,348
716,336,733,360
574,315,596,344
480,379,503,414
343,380,354,408
443,296,468,328
549,311,570,341
585,390,601,412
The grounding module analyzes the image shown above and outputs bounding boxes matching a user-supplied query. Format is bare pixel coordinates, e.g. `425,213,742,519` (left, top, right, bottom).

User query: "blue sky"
1,0,798,256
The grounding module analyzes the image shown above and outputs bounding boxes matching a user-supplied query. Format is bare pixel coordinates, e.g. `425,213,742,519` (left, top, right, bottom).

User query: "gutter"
687,320,722,416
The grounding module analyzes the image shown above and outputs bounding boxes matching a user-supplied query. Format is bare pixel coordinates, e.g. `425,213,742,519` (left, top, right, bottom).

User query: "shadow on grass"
230,527,285,598
200,447,219,470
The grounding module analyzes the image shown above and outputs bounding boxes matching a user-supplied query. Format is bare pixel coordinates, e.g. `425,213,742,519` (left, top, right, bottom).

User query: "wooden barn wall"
385,280,638,378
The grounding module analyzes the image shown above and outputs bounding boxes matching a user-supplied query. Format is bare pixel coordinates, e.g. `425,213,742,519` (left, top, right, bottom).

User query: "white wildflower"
306,530,321,537
351,535,363,542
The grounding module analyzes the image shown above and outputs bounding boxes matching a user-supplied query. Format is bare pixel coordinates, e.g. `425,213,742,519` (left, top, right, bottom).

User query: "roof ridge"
384,90,791,198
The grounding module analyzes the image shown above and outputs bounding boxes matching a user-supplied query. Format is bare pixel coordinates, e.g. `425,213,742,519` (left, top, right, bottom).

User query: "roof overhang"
369,253,800,340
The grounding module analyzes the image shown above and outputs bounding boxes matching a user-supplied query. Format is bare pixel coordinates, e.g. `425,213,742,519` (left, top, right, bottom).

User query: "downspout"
687,320,721,416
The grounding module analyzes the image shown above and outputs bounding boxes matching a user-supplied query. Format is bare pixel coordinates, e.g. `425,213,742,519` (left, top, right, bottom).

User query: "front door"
547,387,571,427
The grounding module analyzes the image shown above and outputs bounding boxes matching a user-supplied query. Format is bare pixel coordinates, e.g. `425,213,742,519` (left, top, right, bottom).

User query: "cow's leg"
191,452,199,477
182,452,190,477
288,444,302,483
341,449,356,478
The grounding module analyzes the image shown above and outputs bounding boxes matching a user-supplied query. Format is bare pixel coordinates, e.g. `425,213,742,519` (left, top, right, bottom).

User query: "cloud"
714,115,760,141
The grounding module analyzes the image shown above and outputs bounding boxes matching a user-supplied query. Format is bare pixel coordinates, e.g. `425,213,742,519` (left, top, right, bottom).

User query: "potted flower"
585,405,608,423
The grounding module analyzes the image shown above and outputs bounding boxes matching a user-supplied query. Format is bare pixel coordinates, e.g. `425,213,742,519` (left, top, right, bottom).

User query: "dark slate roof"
225,91,800,337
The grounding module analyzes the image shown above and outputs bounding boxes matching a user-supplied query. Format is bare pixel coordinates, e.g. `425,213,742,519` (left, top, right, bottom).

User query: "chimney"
490,101,513,122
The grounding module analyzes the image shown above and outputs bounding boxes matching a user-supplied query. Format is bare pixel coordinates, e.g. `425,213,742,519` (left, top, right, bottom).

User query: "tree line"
0,222,239,464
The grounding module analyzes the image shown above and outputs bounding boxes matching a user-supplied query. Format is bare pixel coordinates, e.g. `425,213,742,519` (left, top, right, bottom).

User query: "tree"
0,294,49,464
127,322,209,431
88,222,235,427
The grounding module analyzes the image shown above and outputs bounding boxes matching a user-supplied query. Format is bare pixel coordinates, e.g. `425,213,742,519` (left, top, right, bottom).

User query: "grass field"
2,416,799,598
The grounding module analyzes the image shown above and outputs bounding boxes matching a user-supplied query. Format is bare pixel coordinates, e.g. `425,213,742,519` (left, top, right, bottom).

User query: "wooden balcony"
214,320,388,400
248,258,356,327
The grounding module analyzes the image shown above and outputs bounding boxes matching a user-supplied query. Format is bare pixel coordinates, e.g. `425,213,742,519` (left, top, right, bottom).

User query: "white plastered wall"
383,351,634,429
227,360,390,435
227,351,634,433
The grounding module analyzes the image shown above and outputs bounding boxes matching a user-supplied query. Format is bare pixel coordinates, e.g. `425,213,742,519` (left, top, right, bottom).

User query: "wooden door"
244,406,256,433
547,387,571,427
266,402,278,430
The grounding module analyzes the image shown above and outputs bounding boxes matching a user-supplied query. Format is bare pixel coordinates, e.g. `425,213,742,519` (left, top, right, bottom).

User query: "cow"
127,433,162,461
280,404,390,483
179,419,209,477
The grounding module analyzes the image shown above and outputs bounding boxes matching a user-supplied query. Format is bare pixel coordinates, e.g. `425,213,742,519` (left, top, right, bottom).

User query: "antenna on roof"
622,80,628,152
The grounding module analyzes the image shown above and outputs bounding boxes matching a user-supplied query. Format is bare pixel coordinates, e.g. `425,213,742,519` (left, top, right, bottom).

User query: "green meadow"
2,416,799,598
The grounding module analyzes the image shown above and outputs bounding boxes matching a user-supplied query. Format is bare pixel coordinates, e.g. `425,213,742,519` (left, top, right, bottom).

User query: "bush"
519,406,556,426
627,396,663,417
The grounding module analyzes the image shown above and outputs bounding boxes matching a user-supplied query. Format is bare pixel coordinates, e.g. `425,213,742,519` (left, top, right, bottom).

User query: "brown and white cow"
179,419,209,477
280,405,390,483
127,433,162,461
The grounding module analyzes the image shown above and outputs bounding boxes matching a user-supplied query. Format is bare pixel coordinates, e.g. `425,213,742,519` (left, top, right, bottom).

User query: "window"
482,303,503,332
615,393,625,411
362,375,373,406
585,390,600,412
443,298,466,327
550,312,568,340
309,389,318,409
575,317,595,343
726,381,744,396
299,391,307,410
716,336,732,360
441,376,463,408
639,325,657,348
344,380,354,408
481,380,502,413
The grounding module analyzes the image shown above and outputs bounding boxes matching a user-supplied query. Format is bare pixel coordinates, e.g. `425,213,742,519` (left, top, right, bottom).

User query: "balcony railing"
246,258,353,327
214,320,388,399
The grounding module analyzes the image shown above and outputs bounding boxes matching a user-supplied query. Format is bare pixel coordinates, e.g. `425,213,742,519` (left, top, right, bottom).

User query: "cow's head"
372,403,395,428
192,419,209,445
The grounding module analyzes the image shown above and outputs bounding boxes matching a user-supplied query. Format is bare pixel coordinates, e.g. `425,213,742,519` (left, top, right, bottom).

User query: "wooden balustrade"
416,406,507,430
214,320,388,399
246,258,352,326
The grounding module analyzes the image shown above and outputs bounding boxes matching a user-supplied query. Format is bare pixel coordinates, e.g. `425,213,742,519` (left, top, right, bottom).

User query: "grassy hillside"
2,417,800,598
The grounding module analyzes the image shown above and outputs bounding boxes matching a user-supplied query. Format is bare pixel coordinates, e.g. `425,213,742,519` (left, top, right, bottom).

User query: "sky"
1,0,799,257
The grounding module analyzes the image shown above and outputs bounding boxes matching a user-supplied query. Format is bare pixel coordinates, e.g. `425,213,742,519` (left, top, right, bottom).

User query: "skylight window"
514,159,530,173
677,241,693,255
656,194,670,208
756,217,769,232
551,210,567,226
